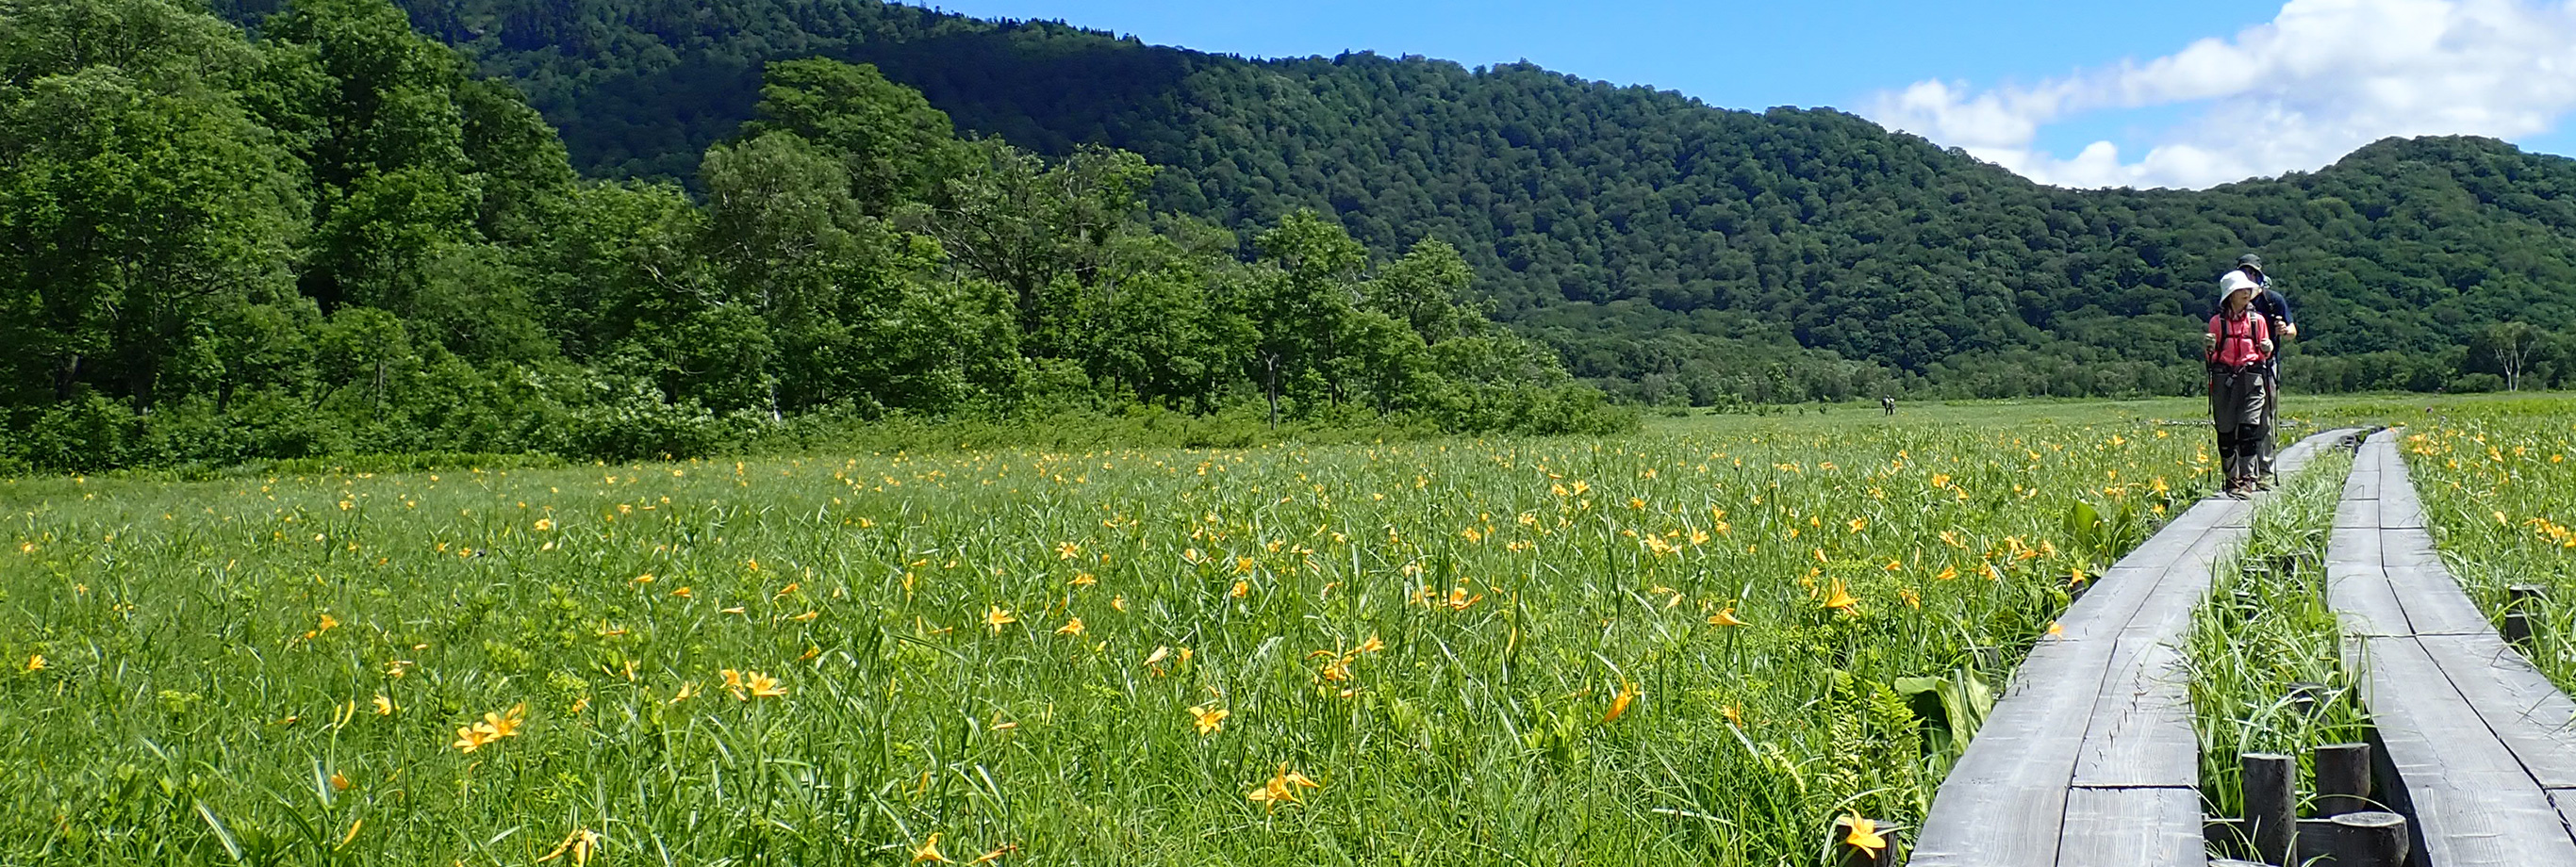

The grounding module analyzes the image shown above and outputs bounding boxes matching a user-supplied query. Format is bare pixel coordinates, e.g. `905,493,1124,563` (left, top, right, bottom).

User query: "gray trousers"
2211,369,2269,482
2256,369,2279,476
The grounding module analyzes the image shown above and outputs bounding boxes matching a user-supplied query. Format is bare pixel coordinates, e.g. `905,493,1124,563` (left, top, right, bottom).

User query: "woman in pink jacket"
2206,271,2275,497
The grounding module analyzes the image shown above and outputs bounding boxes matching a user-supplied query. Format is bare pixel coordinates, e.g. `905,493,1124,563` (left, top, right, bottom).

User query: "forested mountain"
12,0,2576,473
4,0,1628,474
199,0,2576,402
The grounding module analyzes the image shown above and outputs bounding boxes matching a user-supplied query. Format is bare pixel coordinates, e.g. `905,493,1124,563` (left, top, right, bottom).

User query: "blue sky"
924,0,2576,188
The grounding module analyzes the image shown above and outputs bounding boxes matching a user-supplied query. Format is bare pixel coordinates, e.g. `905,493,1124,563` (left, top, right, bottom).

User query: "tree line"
293,0,2576,405
0,0,1629,473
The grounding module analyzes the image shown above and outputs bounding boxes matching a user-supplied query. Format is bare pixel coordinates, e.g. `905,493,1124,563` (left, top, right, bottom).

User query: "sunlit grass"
2188,447,2372,823
2399,398,2576,690
0,409,2242,864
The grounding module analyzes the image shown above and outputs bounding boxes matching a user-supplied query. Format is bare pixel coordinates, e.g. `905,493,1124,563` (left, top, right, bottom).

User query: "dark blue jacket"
2252,285,2292,333
2247,273,2291,375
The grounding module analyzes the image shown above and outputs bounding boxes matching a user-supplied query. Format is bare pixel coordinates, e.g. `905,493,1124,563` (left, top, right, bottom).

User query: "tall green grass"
2188,447,2373,822
2,416,2207,864
2400,401,2576,690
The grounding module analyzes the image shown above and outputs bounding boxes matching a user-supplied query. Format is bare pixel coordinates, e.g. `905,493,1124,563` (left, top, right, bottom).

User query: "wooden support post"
2297,811,2408,866
1827,816,1897,867
2506,583,2548,649
2333,811,2408,867
2314,743,2372,817
2297,819,2337,864
2288,681,2326,717
2205,816,2251,859
2243,752,2297,865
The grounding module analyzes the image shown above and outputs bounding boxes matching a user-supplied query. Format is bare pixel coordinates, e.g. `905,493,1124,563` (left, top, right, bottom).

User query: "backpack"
2208,312,2269,371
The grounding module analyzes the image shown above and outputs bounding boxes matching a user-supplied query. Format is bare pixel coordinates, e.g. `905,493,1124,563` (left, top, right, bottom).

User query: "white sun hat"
2219,270,2261,301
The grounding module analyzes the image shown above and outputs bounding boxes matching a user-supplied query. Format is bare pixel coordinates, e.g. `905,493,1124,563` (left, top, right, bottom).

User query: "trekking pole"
2206,374,2221,495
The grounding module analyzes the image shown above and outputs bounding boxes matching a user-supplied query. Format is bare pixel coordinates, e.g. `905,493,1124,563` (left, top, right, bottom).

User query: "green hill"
9,0,2576,473
216,0,2576,400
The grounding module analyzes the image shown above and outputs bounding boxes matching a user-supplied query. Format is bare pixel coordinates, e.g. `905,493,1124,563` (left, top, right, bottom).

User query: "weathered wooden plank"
2051,575,2160,646
2327,567,2412,639
2345,436,2387,499
2376,432,2416,474
2117,519,2244,642
2550,789,2576,843
2215,499,2254,530
2274,428,2361,476
2329,428,2576,860
1911,636,2113,867
2419,631,2576,790
2333,495,2381,530
2323,527,2405,637
1916,430,2358,865
2380,530,2442,570
2352,634,2576,866
2055,564,2177,644
2378,474,2426,530
2054,505,2230,643
2325,525,2382,568
2057,787,2204,867
2384,564,2498,636
2070,634,2195,788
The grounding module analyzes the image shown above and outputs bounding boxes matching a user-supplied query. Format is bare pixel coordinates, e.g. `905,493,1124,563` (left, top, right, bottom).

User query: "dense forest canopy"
195,0,2576,403
3,0,1628,473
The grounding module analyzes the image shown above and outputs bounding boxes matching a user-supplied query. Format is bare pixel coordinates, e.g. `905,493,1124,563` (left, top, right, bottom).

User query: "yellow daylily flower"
1246,762,1322,812
1844,815,1888,854
1602,680,1639,723
452,725,495,753
1822,580,1859,612
910,832,954,863
535,828,603,865
1187,704,1230,736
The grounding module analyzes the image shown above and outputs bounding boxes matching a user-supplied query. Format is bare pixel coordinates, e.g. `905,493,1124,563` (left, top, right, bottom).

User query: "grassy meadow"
0,396,2439,865
2398,397,2576,690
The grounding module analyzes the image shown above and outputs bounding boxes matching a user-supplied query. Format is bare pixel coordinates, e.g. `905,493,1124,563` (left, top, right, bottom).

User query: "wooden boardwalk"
1912,428,2362,867
2327,429,2576,865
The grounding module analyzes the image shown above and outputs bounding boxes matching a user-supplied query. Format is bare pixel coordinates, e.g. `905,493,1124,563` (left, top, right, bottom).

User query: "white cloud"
1865,0,2576,188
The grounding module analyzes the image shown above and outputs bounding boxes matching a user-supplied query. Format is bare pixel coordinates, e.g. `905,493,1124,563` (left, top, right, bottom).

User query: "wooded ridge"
8,0,2575,472
227,0,2576,402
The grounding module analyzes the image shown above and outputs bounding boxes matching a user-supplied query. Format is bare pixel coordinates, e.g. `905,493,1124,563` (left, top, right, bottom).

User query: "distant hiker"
2234,254,2297,486
1881,396,1896,416
2207,271,2275,498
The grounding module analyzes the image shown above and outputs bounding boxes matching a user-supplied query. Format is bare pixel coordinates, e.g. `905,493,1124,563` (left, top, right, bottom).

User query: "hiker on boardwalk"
2207,270,2275,497
2234,254,2297,485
